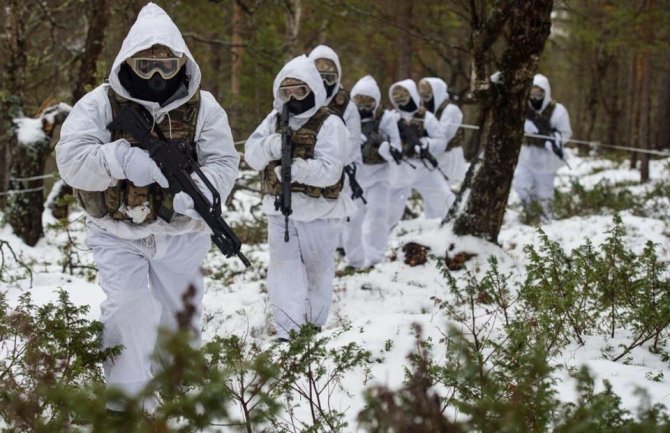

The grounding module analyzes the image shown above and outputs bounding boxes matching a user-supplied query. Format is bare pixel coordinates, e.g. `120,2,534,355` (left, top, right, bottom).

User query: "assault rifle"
275,104,292,242
107,106,251,268
389,146,405,165
398,120,448,180
527,110,565,161
344,163,367,204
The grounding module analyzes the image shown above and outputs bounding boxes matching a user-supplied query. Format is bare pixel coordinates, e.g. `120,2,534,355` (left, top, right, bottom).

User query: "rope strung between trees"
0,186,45,196
452,123,670,157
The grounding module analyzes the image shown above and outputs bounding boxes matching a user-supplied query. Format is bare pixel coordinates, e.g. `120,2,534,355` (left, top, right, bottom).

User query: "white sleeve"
380,110,402,151
441,104,463,144
55,85,125,191
195,91,240,202
244,111,278,171
344,101,363,166
299,115,348,187
551,103,572,145
423,111,447,156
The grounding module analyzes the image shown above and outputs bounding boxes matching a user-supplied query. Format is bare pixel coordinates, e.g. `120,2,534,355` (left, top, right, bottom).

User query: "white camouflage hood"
108,2,201,114
308,44,342,104
272,55,327,129
389,79,420,117
421,77,449,111
351,75,381,111
532,73,552,112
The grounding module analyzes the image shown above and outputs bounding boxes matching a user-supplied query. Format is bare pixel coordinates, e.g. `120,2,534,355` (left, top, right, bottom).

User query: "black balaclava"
286,92,316,115
324,82,337,98
529,97,544,111
119,62,187,105
424,97,435,113
358,108,374,120
398,99,418,113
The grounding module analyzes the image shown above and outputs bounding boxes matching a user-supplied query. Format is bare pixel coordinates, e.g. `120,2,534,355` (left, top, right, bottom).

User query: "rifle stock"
108,106,251,268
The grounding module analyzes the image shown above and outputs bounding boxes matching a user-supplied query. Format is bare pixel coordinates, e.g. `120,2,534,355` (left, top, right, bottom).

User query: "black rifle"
108,106,251,268
274,104,293,242
344,163,367,204
527,110,566,161
399,120,448,180
389,146,404,165
363,118,405,166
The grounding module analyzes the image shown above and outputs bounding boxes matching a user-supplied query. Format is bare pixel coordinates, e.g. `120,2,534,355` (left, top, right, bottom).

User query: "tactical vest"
397,107,428,158
435,100,465,151
75,87,200,223
360,107,387,165
260,107,344,199
525,99,556,148
327,88,350,121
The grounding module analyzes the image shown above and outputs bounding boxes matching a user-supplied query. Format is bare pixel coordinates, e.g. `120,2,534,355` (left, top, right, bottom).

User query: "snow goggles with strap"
418,80,433,102
278,83,312,102
391,86,411,106
529,86,545,101
352,94,376,112
314,58,338,85
126,56,186,80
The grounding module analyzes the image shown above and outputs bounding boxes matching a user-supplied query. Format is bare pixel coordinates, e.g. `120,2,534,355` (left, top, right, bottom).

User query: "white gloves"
378,141,393,162
173,174,214,220
545,132,562,152
116,143,169,188
274,158,309,184
265,134,283,160
524,120,539,134
414,137,430,155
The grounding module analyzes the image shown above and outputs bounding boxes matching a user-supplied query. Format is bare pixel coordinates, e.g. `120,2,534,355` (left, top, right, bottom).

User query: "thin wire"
451,122,670,157
0,186,45,196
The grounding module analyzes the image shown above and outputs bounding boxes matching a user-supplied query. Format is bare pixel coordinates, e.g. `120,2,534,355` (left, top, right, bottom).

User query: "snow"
13,117,47,146
1,149,669,430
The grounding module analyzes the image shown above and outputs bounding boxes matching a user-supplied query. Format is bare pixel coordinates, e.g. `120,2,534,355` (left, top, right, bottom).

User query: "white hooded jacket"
518,73,572,173
308,45,362,168
56,3,239,239
387,79,446,188
244,55,357,221
421,77,463,145
388,79,446,156
350,75,401,188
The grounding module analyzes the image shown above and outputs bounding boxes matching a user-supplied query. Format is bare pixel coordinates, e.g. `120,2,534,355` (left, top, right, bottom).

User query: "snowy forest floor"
2,148,670,431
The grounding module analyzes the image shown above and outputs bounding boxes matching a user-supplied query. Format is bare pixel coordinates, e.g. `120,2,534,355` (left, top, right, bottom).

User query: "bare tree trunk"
639,55,651,182
72,0,110,102
231,0,245,98
628,55,642,169
448,0,553,243
1,0,27,209
284,0,302,58
394,0,413,79
657,60,670,150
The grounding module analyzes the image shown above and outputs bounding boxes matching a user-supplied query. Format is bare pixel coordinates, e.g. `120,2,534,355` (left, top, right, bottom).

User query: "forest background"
1,0,669,201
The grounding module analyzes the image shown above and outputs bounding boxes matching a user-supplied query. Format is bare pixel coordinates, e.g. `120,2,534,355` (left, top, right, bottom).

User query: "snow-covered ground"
1,148,669,430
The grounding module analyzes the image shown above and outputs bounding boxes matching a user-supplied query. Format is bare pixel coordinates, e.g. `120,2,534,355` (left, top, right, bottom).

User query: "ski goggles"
126,56,186,80
314,58,338,85
418,80,433,102
352,94,376,112
391,86,411,106
278,83,312,102
529,87,545,101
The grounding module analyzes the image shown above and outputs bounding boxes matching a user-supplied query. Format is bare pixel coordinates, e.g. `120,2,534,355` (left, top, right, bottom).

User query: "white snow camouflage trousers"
267,215,341,339
387,165,456,228
86,223,210,410
342,181,392,268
